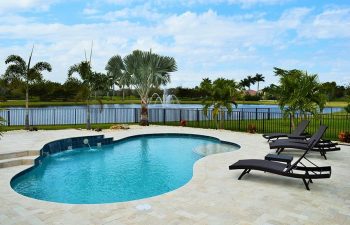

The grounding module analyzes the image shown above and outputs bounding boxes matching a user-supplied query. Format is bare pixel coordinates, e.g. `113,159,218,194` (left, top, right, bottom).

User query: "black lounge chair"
229,137,331,190
262,120,310,142
269,125,340,159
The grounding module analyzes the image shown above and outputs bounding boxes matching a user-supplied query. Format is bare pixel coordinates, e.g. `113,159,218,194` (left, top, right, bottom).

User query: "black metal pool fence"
1,107,349,140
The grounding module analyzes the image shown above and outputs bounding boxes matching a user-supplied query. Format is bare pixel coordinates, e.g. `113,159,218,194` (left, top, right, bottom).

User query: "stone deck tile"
0,126,349,225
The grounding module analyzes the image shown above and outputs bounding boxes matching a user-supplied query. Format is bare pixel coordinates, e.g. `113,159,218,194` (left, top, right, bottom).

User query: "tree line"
1,47,177,129
0,46,349,130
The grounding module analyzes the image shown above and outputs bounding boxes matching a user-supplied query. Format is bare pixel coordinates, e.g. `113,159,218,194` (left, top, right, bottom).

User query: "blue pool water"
11,134,239,204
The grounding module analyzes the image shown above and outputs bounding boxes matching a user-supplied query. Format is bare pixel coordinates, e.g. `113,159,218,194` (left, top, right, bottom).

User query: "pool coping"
10,132,241,204
1,126,349,224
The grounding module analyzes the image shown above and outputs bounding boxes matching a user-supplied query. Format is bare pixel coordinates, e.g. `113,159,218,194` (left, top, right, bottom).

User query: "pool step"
0,155,37,169
0,150,39,160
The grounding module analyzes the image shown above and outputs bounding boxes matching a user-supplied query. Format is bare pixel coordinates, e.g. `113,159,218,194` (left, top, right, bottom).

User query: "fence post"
268,108,270,120
74,108,77,125
134,108,138,123
179,109,182,121
255,108,258,120
289,114,292,134
95,108,98,124
262,112,265,133
7,110,10,126
30,109,33,126
196,109,200,126
53,109,56,125
238,111,241,131
163,108,166,125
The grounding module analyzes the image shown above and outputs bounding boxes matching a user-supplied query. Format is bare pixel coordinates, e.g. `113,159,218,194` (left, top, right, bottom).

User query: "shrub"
338,131,350,143
244,95,261,101
247,124,257,133
344,103,350,113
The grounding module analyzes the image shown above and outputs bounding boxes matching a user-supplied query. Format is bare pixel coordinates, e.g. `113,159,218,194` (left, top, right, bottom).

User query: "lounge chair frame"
270,126,340,159
262,120,310,142
229,132,332,190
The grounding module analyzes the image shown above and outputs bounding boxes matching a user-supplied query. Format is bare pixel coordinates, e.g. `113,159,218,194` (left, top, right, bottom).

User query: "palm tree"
239,78,250,90
3,46,52,129
254,73,265,94
105,55,128,101
123,49,177,125
273,67,326,128
91,72,109,99
67,44,108,130
200,78,239,129
246,75,256,91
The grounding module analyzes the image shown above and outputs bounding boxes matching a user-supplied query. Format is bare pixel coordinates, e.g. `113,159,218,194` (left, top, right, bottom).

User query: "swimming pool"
11,134,240,204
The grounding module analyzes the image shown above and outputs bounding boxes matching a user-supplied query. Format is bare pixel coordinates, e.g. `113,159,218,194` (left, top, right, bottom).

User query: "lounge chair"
229,137,331,190
262,120,310,142
269,125,340,159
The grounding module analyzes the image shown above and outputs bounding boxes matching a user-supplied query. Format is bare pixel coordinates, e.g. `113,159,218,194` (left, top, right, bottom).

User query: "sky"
0,0,349,89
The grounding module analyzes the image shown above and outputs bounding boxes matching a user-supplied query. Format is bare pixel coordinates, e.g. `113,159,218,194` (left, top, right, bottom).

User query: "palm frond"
5,55,26,69
32,62,52,72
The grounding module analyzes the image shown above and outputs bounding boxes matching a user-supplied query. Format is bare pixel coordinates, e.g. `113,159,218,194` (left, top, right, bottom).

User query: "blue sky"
0,0,349,88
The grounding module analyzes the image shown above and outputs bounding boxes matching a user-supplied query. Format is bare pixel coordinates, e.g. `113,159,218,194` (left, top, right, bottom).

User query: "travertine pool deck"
0,126,349,225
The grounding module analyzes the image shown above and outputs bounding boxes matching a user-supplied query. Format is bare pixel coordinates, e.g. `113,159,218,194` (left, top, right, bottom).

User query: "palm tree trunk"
86,100,91,130
122,87,125,101
257,82,260,95
25,85,30,130
112,85,115,100
220,110,225,129
140,98,149,126
214,115,219,129
291,114,295,130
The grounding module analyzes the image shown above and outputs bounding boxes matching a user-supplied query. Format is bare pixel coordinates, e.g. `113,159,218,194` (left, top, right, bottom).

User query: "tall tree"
200,78,239,129
68,45,106,130
254,73,265,94
68,60,94,129
345,84,350,113
239,78,250,90
105,55,128,100
246,75,256,90
273,67,326,128
3,47,52,129
123,49,177,125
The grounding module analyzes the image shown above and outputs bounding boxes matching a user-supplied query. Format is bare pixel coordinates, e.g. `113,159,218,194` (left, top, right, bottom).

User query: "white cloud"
104,0,288,8
83,7,99,15
97,4,163,21
0,6,349,88
0,0,58,13
278,7,312,28
298,8,350,39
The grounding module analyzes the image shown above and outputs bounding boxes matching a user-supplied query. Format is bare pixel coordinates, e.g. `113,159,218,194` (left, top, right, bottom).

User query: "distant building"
245,90,257,96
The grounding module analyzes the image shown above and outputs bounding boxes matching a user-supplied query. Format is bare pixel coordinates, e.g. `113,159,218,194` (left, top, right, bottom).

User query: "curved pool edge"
10,131,241,205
